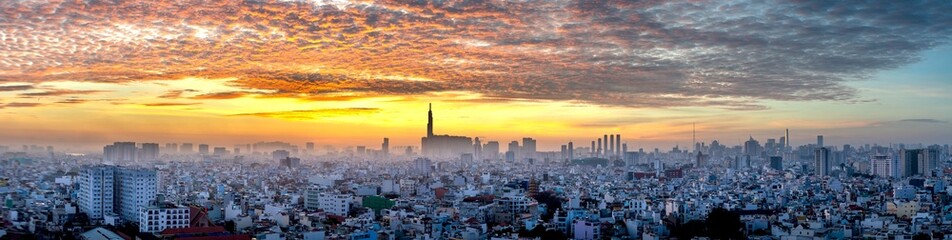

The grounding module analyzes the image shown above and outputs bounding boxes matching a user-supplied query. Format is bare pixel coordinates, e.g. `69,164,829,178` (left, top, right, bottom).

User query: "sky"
0,0,950,152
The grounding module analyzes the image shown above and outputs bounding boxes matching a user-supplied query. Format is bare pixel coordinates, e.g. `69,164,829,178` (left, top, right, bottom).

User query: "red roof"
160,226,227,235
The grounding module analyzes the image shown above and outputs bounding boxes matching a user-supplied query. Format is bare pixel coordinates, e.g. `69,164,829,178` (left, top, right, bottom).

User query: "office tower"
622,143,627,156
591,141,596,157
405,146,413,156
561,145,568,160
484,141,499,160
78,166,116,219
213,147,227,155
814,147,831,176
272,150,290,160
900,149,921,177
608,135,614,157
615,134,621,157
785,129,790,148
743,137,761,157
919,147,940,177
427,103,434,137
770,156,783,171
140,143,159,161
104,142,137,164
460,153,474,167
180,143,193,153
778,137,786,153
306,142,315,153
596,138,602,157
522,138,536,159
233,147,241,155
871,155,894,178
507,141,520,159
603,135,608,157
198,144,209,154
382,138,390,156
817,135,824,148
473,138,482,160
567,142,574,160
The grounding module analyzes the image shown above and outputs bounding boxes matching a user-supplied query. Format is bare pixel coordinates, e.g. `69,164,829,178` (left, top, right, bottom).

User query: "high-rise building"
744,137,761,157
484,141,499,160
198,144,209,154
78,166,116,219
213,147,227,155
165,143,178,153
79,166,157,221
413,158,433,175
870,155,895,178
817,135,824,148
567,142,574,160
421,104,473,158
306,142,315,153
140,143,159,161
608,135,614,157
814,147,831,176
104,142,138,164
473,138,482,160
507,141,520,159
900,149,921,177
117,168,157,221
180,143,193,153
920,146,941,177
522,138,536,159
382,138,390,156
603,135,609,157
272,150,290,160
785,129,790,148
615,134,621,157
596,138,602,157
770,156,783,171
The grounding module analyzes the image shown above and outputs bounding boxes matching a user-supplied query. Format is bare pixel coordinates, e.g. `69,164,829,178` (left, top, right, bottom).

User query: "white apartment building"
138,203,190,233
78,166,116,219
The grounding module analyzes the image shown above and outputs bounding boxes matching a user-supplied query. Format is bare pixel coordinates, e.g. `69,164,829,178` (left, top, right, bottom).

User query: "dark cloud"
900,119,948,124
0,85,33,92
190,91,251,100
0,0,949,109
142,102,201,107
19,89,109,97
0,102,43,108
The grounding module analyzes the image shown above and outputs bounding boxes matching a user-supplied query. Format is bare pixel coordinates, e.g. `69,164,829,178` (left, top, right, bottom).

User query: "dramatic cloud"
0,85,33,92
232,108,381,120
19,89,109,97
900,119,949,124
0,102,43,108
1,0,950,108
142,102,201,107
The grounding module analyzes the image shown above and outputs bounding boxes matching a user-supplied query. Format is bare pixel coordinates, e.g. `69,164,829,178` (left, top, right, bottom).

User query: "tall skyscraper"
306,142,315,153
473,137,482,160
900,149,921,177
785,129,790,148
140,143,159,161
427,103,434,137
421,104,473,158
117,168,157,221
507,141,520,159
608,135,614,157
615,134,621,157
744,137,761,157
603,135,609,157
484,141,499,160
382,138,390,156
814,147,831,176
198,144,209,154
596,138,602,157
567,141,574,160
920,146,941,177
817,135,824,148
522,137,536,159
591,141,596,157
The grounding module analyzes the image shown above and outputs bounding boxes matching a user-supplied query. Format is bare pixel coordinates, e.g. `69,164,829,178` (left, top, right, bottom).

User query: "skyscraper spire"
427,103,434,137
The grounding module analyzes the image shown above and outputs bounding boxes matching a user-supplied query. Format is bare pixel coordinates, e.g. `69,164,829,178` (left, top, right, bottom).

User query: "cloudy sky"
1,0,950,151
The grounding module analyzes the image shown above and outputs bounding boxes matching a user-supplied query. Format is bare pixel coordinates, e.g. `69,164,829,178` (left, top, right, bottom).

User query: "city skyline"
1,0,951,150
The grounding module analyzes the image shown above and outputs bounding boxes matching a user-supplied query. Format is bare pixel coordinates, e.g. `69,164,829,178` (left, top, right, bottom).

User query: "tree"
706,208,744,240
913,233,931,240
